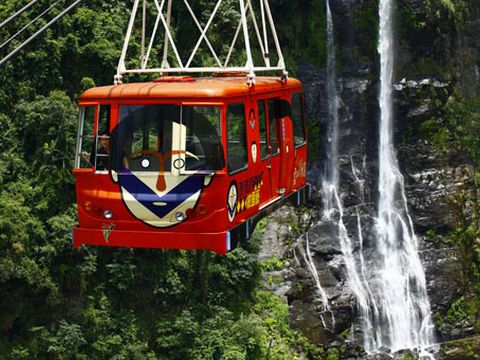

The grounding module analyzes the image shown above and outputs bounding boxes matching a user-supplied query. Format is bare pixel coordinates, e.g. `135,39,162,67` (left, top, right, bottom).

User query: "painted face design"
113,167,210,228
109,106,213,228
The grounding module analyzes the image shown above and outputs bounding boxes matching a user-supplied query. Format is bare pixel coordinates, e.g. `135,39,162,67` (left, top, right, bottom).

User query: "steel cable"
0,0,63,51
0,0,83,67
0,0,40,29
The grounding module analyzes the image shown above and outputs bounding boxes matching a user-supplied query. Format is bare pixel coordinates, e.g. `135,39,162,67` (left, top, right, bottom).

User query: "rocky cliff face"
259,0,479,358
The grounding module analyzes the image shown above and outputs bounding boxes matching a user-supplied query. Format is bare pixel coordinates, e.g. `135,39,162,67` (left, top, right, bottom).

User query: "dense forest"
0,1,324,359
0,0,479,359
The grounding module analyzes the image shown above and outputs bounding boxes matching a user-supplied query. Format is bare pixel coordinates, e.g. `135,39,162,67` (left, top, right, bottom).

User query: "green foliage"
260,255,285,272
397,0,457,79
0,1,395,358
351,2,378,66
47,321,86,358
270,0,327,69
445,297,470,324
419,118,450,153
420,96,480,166
445,168,480,332
326,347,342,360
443,97,480,164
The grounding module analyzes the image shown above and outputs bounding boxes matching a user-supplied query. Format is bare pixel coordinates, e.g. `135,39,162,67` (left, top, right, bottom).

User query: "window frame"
115,102,225,175
257,99,270,161
75,104,97,169
94,104,111,173
179,103,224,175
226,101,249,176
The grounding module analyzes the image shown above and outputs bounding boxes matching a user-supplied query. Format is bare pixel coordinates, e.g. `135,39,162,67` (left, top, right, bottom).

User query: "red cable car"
73,75,310,254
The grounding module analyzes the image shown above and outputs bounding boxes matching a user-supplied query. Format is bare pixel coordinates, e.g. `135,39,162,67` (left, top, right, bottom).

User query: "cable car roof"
80,76,302,101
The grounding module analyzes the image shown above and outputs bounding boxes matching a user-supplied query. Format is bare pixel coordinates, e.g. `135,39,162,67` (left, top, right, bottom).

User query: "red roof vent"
152,76,196,83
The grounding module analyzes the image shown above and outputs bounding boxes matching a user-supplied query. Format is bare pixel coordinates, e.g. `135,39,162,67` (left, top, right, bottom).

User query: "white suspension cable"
185,0,223,68
246,0,268,66
0,0,63,51
161,0,172,68
259,0,269,65
0,0,83,67
223,10,243,67
154,0,183,68
0,0,40,29
182,0,222,68
143,8,162,70
141,0,146,66
262,0,285,71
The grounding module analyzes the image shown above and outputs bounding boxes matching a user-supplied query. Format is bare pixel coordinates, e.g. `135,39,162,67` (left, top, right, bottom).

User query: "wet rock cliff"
260,0,480,358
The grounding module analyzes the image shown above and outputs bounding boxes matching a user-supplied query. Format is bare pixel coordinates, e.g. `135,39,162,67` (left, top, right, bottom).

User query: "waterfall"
321,0,374,345
371,0,435,353
301,234,335,329
318,0,435,355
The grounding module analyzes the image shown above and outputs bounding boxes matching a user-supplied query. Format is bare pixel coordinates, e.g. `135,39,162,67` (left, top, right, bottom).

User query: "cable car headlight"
175,211,186,222
103,209,113,219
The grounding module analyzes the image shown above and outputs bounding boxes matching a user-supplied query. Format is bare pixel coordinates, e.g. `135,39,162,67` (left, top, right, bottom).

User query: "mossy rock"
439,336,480,359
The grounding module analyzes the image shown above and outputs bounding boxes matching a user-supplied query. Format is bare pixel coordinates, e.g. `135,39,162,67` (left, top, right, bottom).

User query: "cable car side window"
258,101,269,160
182,106,224,171
292,93,306,147
112,105,179,172
227,103,248,174
76,106,96,168
95,105,111,171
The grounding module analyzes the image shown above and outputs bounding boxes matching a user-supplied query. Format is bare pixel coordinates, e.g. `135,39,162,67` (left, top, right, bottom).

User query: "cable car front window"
76,106,95,168
112,104,223,174
182,106,223,171
114,105,178,173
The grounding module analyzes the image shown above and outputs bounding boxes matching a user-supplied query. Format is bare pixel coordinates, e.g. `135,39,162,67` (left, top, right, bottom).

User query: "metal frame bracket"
115,0,287,85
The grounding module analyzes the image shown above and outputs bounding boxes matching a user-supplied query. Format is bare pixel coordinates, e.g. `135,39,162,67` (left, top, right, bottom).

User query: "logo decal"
251,142,257,163
293,160,307,186
249,109,256,130
102,223,115,243
236,173,263,214
227,182,238,222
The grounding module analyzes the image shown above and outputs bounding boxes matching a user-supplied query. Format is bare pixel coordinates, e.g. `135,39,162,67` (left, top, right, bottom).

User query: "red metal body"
73,76,309,254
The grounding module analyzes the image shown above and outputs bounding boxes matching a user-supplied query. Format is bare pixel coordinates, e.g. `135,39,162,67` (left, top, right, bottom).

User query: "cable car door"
278,110,294,194
266,99,281,198
268,99,294,196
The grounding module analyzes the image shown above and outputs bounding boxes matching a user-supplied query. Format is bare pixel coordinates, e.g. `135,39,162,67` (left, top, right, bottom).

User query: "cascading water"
321,0,374,344
323,0,339,195
301,234,335,328
369,0,435,353
318,0,435,355
299,0,340,333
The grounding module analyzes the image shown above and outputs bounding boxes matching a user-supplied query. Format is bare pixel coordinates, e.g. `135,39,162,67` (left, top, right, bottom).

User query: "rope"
0,0,64,51
0,0,40,29
0,0,83,67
